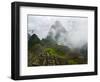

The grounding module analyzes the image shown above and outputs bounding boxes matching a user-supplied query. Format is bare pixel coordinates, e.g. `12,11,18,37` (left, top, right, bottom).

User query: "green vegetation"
28,34,88,66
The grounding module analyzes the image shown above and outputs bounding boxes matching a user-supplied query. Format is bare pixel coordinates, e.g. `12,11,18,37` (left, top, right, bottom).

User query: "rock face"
47,21,68,46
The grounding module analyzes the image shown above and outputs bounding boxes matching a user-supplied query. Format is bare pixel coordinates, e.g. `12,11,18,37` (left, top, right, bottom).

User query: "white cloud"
28,15,88,48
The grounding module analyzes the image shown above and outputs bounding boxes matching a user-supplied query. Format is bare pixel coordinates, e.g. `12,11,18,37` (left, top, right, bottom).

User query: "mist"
28,15,88,48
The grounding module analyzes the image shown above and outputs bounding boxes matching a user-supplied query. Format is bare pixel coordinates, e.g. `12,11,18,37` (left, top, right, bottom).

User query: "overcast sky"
28,15,88,48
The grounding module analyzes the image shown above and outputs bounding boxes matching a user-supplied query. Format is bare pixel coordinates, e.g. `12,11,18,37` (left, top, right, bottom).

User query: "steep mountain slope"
28,34,40,49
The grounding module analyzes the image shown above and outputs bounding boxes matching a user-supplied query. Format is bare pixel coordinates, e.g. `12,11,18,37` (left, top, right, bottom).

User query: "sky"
28,15,88,48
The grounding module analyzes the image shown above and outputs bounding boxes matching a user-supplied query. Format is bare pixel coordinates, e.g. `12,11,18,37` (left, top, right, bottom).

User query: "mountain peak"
28,34,40,49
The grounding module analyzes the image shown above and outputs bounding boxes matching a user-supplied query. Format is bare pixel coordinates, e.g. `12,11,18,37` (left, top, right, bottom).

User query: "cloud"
28,15,88,48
